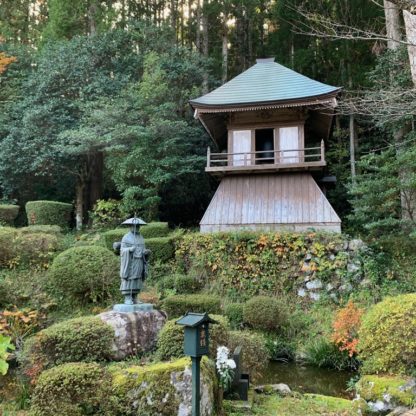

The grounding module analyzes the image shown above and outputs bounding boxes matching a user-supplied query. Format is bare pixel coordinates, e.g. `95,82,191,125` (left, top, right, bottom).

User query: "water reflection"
258,361,355,399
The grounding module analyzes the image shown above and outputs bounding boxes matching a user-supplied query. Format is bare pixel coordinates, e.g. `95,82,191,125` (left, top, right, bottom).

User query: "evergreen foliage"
20,316,114,377
162,294,222,318
0,204,19,225
358,293,416,375
47,246,119,305
25,201,72,229
29,362,115,416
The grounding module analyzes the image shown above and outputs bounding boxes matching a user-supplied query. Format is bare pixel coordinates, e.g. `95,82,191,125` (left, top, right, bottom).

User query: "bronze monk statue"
113,217,150,306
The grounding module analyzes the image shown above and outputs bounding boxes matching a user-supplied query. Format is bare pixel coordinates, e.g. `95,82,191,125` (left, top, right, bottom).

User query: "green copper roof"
190,58,340,108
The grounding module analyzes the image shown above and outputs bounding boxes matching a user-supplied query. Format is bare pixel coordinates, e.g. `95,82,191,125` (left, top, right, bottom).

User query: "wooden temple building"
190,58,342,233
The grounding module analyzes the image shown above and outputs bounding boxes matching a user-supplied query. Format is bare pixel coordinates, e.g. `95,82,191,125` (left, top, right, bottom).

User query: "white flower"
226,359,236,370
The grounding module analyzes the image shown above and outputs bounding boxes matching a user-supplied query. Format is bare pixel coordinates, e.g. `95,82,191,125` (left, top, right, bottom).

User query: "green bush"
224,303,245,329
90,198,124,230
146,236,175,263
20,225,62,235
0,227,18,267
29,362,114,416
157,275,177,294
102,228,125,250
162,294,222,318
0,228,60,269
14,232,60,268
227,331,270,382
156,274,202,297
141,222,170,238
156,315,229,360
174,274,203,294
21,316,114,374
48,245,119,304
358,294,416,374
243,296,288,332
0,204,19,225
25,200,72,229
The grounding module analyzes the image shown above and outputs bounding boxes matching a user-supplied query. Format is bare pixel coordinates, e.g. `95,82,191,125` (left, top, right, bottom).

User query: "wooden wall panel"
200,173,341,232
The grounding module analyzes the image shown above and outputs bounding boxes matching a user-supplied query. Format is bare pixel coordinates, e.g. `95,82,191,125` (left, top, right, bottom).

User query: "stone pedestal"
99,309,167,360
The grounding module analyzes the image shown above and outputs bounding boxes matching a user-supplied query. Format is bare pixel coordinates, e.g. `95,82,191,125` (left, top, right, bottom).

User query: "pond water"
258,361,355,399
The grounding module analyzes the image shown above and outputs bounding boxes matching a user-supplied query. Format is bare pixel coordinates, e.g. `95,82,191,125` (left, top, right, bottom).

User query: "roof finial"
256,57,275,64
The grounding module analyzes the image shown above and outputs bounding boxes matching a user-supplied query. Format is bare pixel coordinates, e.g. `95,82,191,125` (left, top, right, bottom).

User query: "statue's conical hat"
121,217,147,226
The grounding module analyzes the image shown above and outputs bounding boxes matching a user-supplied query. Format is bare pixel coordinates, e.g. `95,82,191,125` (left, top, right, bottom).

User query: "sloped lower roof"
200,173,341,230
190,58,340,108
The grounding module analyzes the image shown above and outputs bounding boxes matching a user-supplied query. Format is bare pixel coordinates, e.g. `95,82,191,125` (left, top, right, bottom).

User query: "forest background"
1,0,415,238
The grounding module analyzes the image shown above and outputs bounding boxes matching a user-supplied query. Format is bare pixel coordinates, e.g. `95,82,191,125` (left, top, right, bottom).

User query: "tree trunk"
201,0,209,93
221,19,228,84
196,0,201,51
384,0,402,50
349,114,356,180
88,152,103,211
88,1,98,35
75,177,86,231
403,10,416,84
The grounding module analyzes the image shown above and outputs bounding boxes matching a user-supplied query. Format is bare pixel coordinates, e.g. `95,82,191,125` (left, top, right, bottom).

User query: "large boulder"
111,357,217,416
99,309,167,360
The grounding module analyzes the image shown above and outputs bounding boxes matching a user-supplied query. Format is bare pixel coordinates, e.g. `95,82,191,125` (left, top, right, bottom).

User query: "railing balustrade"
206,140,325,170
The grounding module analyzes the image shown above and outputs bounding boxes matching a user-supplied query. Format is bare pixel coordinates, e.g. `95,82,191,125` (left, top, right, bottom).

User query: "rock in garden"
99,309,167,360
348,239,365,251
306,279,323,290
254,384,292,395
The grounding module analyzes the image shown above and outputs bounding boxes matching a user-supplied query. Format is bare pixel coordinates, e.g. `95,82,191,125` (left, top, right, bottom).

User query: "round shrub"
162,294,222,318
157,315,229,360
21,316,114,376
358,294,416,374
48,246,119,304
0,204,19,225
157,275,177,294
26,200,73,228
224,303,245,329
30,362,114,416
227,331,270,382
243,296,288,332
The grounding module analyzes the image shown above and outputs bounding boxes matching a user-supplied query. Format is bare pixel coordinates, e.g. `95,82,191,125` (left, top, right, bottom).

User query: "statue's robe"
119,231,146,295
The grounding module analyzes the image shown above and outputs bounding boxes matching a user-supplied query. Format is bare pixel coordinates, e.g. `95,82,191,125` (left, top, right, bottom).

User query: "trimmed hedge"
162,294,222,318
156,315,229,360
141,222,170,238
21,316,114,375
48,245,119,304
146,236,175,263
30,362,114,416
26,200,72,228
358,294,416,375
0,204,19,225
243,296,289,332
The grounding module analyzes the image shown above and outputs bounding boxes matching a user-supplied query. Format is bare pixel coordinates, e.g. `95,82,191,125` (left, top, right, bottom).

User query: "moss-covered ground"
224,394,357,416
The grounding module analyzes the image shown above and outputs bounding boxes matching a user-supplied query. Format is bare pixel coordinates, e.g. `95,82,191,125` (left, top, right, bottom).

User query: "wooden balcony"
206,140,326,176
